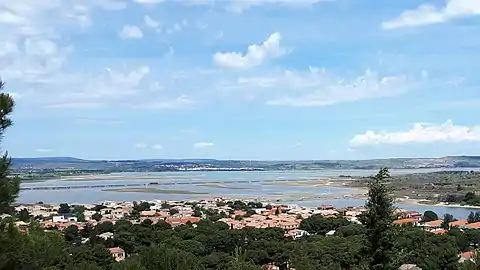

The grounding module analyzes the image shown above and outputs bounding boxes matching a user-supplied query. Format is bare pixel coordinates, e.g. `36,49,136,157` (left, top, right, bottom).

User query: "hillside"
10,156,480,173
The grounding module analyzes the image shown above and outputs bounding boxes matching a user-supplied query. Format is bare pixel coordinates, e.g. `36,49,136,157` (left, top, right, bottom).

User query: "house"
466,222,480,229
404,211,422,219
393,218,418,225
140,210,157,217
108,247,126,262
430,229,448,235
98,232,114,240
52,216,66,223
325,230,336,236
285,229,309,240
398,264,422,270
165,217,200,227
450,220,468,228
459,251,476,263
424,219,443,229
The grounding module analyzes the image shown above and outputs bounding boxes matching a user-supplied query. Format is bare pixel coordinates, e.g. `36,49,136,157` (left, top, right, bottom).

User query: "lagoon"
17,168,480,218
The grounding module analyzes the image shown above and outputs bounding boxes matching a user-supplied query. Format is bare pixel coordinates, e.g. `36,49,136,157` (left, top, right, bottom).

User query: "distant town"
11,156,480,180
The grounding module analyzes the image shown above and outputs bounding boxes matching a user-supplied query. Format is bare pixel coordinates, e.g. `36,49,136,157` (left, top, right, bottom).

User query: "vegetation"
349,170,480,206
0,80,19,214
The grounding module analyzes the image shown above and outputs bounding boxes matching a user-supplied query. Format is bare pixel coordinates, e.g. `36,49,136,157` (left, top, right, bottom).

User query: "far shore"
396,198,480,209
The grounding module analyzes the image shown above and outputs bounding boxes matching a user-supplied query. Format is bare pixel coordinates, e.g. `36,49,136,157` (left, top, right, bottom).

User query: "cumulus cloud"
119,25,143,39
213,32,287,69
350,120,480,145
194,142,214,149
382,0,480,30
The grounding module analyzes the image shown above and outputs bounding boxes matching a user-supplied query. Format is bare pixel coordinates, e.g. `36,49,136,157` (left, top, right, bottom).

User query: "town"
3,197,480,268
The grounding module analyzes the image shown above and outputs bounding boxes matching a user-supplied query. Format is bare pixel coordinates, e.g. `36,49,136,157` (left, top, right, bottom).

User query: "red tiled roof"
450,220,468,227
108,247,124,254
431,229,448,235
461,251,476,259
393,218,417,225
425,219,443,227
165,217,200,225
467,222,480,229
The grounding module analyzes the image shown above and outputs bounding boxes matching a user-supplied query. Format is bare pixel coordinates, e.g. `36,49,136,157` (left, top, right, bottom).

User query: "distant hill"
10,155,480,171
12,157,87,164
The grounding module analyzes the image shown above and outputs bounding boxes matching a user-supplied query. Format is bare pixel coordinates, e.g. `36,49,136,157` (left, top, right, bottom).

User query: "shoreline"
396,198,480,209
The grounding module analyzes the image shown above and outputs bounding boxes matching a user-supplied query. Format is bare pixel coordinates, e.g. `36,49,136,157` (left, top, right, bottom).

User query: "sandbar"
103,187,208,195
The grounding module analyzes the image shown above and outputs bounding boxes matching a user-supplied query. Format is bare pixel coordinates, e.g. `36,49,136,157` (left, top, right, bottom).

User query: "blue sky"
1,0,480,160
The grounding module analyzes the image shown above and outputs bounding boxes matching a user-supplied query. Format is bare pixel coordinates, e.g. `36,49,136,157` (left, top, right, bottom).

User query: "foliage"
422,211,438,222
299,215,351,235
442,214,455,230
359,168,397,270
0,80,18,214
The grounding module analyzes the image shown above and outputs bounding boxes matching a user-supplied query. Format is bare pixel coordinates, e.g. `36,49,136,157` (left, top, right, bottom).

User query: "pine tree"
359,168,397,270
0,80,19,214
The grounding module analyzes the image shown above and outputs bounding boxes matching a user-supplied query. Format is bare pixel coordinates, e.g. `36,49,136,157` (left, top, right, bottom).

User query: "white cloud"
266,69,412,107
0,10,30,25
144,15,160,28
226,0,330,13
213,32,287,69
77,118,124,125
219,67,424,107
137,95,195,109
0,1,194,111
350,120,480,145
152,144,163,150
134,0,166,4
44,102,105,109
194,142,214,149
119,25,143,39
134,143,148,149
382,0,480,30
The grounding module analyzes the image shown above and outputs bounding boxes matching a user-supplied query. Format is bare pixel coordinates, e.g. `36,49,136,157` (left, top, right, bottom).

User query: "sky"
0,0,480,160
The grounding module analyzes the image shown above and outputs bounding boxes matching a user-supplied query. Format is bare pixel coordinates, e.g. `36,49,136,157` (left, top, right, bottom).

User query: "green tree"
18,208,31,222
59,203,71,214
475,211,480,222
468,211,475,223
299,216,350,235
224,247,259,270
422,211,438,222
0,80,18,214
139,245,204,270
441,214,454,230
92,213,102,222
359,168,397,270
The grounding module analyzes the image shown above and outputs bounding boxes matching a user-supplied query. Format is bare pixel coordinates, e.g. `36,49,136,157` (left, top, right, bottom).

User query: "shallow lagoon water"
18,168,480,219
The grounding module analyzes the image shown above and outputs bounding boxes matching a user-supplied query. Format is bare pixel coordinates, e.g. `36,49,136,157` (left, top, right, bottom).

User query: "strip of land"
103,187,208,195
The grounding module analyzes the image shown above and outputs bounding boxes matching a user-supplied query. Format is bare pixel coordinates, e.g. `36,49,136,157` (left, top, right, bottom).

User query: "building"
52,215,77,223
108,247,126,262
